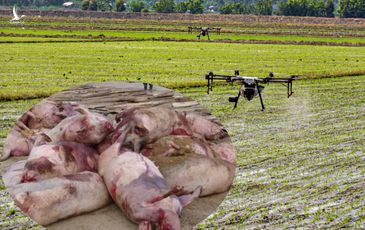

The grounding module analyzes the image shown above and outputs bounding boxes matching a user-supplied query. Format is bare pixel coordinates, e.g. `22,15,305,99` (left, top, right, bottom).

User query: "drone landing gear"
257,84,265,111
228,84,266,111
229,91,241,109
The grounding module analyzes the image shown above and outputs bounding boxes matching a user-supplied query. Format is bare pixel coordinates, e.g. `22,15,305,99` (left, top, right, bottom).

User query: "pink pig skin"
186,113,229,141
99,140,200,230
2,160,26,188
23,100,80,129
1,129,33,161
112,106,192,152
21,141,99,182
8,172,111,226
209,142,237,165
1,100,79,161
45,107,113,145
141,135,236,196
0,127,48,161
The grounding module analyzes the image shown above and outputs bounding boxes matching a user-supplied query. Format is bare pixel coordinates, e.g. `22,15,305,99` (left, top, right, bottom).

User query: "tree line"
2,0,365,18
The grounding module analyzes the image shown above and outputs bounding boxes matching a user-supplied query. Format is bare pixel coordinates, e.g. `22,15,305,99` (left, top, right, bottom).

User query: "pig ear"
115,125,131,144
74,107,90,115
178,186,202,207
33,133,51,146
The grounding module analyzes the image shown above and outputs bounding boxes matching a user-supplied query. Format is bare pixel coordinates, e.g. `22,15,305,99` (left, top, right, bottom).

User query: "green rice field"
0,13,364,229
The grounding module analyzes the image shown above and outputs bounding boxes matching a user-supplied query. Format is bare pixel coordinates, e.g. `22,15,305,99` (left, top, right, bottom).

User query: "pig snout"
158,210,181,230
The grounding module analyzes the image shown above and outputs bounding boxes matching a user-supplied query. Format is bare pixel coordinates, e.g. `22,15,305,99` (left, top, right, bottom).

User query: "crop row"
2,26,365,45
1,40,365,100
2,15,365,37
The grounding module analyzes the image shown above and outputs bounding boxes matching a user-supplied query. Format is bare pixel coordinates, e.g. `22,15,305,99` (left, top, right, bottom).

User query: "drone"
187,27,221,40
205,71,298,111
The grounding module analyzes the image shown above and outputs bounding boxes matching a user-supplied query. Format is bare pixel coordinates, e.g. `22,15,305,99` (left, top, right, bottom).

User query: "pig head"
0,126,48,161
113,106,191,152
22,100,80,129
186,113,229,141
21,141,99,182
45,107,113,145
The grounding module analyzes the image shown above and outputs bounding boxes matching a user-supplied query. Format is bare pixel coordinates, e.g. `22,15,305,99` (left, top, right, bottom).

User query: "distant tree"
338,0,365,18
239,3,254,14
81,0,89,10
89,0,97,10
116,0,126,11
219,4,231,14
325,0,335,17
220,1,271,15
219,3,234,14
278,0,331,17
153,0,175,13
176,1,188,13
187,0,204,14
130,0,145,12
307,0,326,17
254,0,272,15
279,0,308,16
97,0,113,11
81,0,98,10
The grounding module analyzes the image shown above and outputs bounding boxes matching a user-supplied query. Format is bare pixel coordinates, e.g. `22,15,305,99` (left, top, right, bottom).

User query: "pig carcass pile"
2,99,236,229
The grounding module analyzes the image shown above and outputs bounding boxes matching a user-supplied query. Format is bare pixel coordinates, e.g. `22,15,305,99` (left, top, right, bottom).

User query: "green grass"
1,41,365,100
181,75,365,228
2,26,365,44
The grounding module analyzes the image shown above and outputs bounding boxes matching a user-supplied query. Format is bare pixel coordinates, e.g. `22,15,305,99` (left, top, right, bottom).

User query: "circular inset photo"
0,81,236,229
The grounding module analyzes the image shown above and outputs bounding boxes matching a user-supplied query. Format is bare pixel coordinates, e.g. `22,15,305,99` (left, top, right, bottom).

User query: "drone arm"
206,73,236,94
262,76,296,98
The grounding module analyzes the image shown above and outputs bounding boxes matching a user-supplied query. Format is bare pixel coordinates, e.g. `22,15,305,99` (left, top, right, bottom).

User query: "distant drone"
197,27,210,40
206,71,298,111
187,27,221,40
11,6,25,22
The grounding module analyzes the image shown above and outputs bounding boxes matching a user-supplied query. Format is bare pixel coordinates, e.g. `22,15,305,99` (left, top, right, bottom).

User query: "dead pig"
113,106,191,152
141,136,236,196
186,113,228,141
99,141,200,230
8,171,111,226
45,107,113,145
142,135,237,165
1,100,80,161
19,100,80,130
2,160,26,188
141,135,215,158
21,141,99,182
209,142,237,165
0,127,47,161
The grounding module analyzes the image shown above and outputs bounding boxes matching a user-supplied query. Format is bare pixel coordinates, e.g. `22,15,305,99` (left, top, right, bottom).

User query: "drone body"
206,71,297,111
